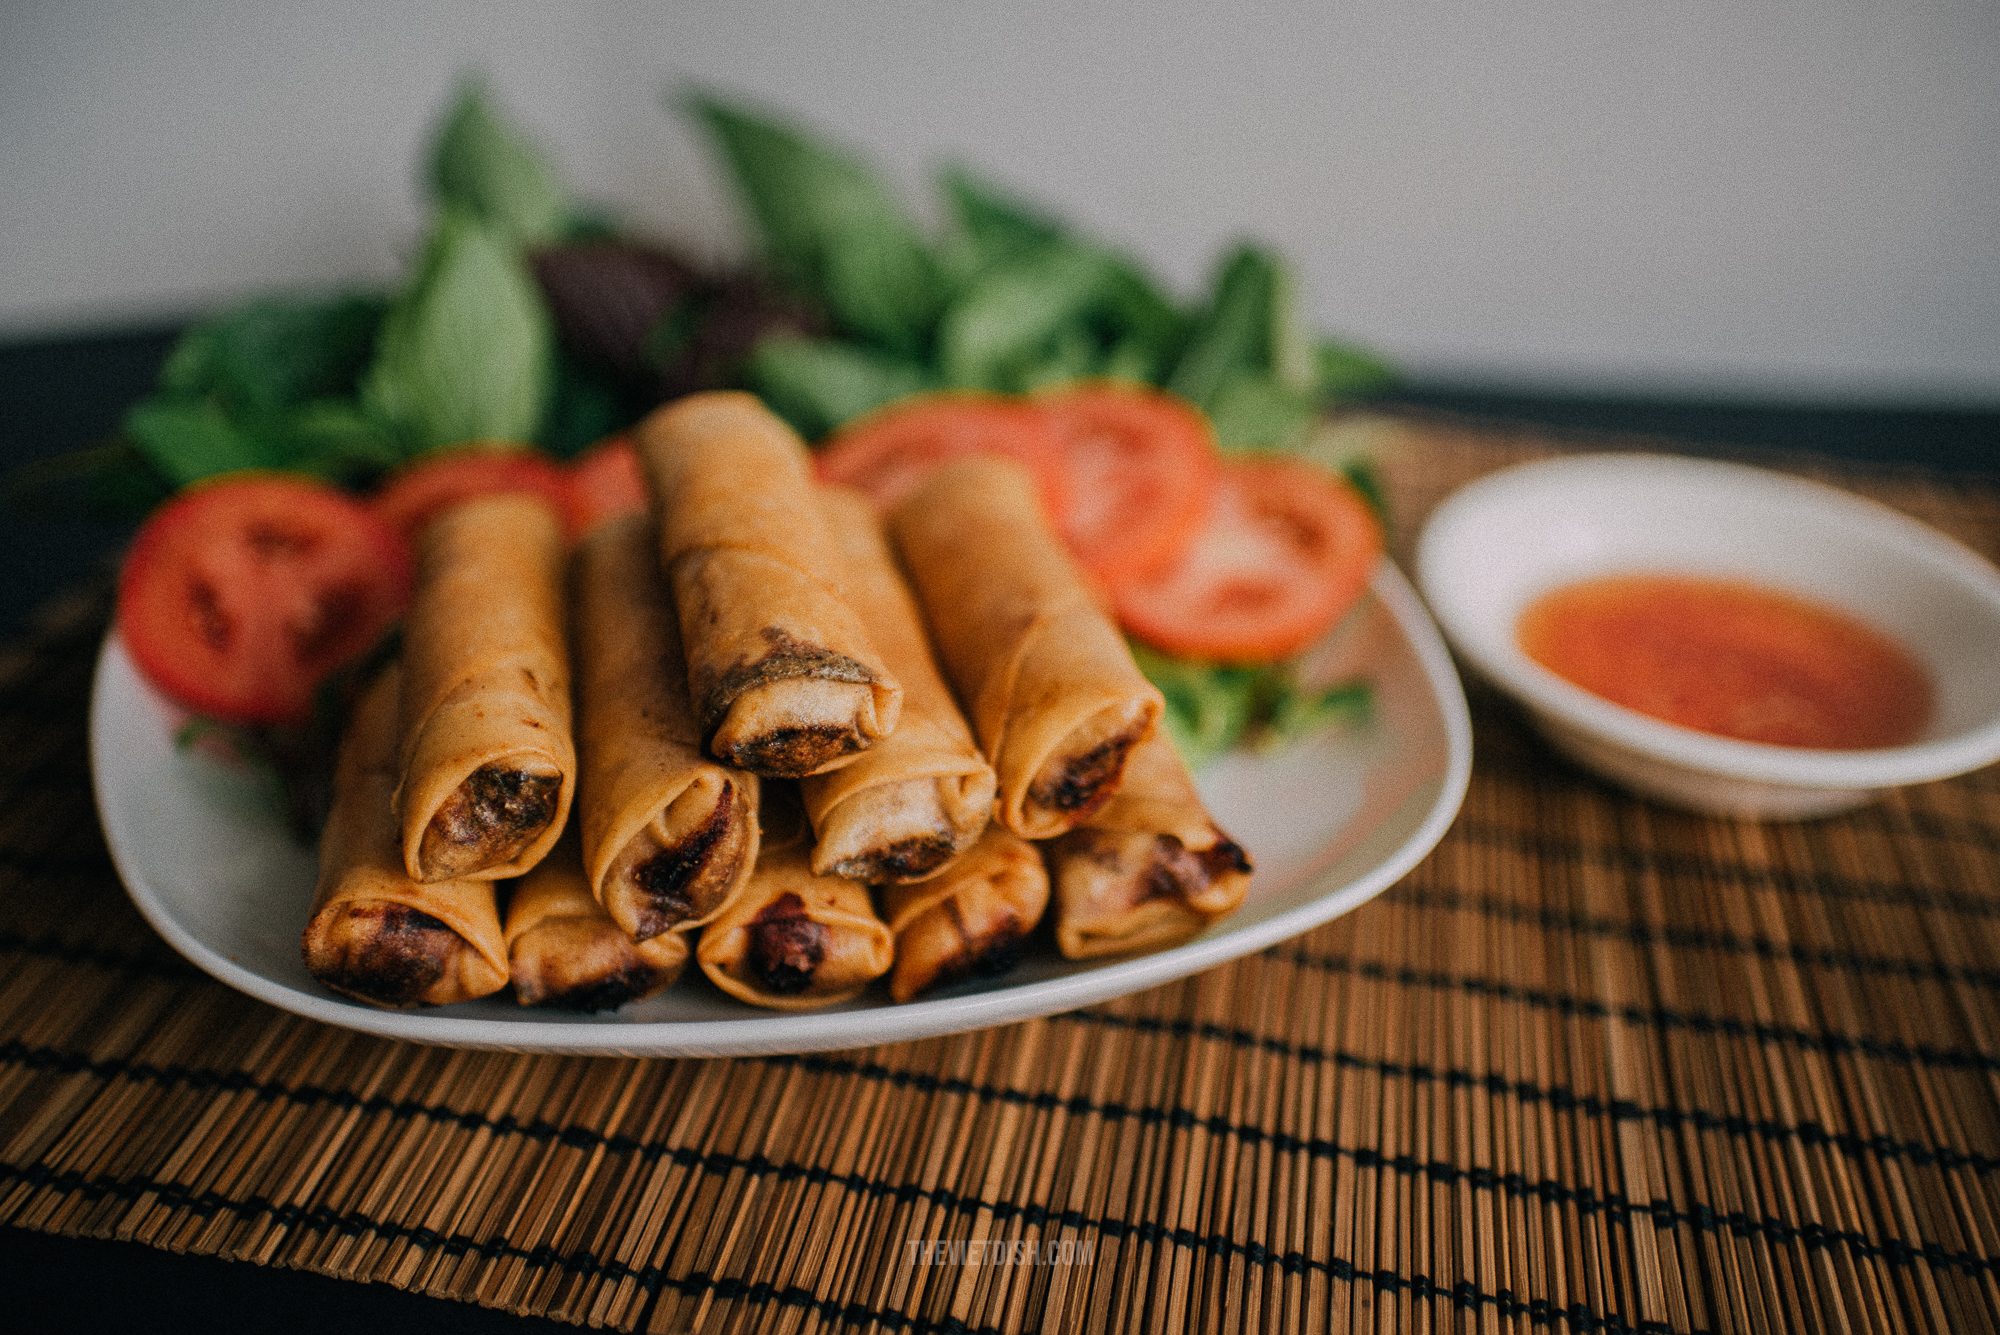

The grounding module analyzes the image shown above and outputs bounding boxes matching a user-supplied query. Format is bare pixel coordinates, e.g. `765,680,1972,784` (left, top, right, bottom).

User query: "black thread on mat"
4,1015,1998,1187
7,1033,2000,1294
1049,1003,2000,1076
1445,816,2000,919
3,1147,1985,1331
0,929,197,980
1376,886,2000,991
1266,945,2000,1041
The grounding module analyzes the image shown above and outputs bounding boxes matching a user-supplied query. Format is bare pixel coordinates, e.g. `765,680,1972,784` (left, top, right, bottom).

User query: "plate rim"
89,561,1473,1057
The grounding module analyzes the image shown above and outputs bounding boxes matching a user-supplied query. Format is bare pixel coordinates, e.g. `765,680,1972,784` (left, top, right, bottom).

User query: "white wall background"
4,0,1996,403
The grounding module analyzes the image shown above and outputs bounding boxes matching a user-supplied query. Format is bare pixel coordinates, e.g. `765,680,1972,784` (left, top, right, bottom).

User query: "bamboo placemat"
5,421,2000,1333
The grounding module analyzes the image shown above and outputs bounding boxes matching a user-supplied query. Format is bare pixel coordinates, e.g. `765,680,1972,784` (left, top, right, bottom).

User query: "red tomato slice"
117,475,413,724
1032,382,1219,592
813,392,1068,517
371,445,574,543
566,434,650,537
1115,456,1382,663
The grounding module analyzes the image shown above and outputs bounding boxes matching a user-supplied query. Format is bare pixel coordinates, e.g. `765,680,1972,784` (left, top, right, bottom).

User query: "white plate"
89,562,1471,1057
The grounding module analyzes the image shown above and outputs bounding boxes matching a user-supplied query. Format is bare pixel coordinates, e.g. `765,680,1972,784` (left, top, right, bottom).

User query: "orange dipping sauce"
1516,574,1933,750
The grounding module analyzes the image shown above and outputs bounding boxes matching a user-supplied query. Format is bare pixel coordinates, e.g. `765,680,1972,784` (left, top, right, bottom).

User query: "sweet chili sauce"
1515,574,1933,750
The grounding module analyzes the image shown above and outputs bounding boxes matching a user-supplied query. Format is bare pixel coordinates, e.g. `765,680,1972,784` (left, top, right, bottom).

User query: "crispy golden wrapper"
880,825,1048,1003
573,515,760,940
635,392,901,777
800,487,995,883
889,455,1162,840
697,797,894,1010
1046,732,1253,960
504,831,689,1009
303,665,510,1007
395,492,575,882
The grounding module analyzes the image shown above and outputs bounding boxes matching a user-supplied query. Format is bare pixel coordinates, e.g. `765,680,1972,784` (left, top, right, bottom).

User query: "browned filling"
421,764,562,878
928,899,1028,992
623,780,749,939
747,891,829,994
1027,722,1149,821
540,961,661,1013
309,902,458,1007
699,628,878,737
721,723,865,778
1136,835,1253,906
828,832,958,885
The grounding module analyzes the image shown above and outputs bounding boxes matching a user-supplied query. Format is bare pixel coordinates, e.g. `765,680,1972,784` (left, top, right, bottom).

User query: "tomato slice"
1115,456,1382,663
1032,381,1219,592
566,434,650,537
371,445,574,543
813,392,1068,517
117,475,413,723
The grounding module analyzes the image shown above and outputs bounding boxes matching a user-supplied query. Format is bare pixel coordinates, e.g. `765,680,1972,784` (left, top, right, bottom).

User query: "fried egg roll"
880,825,1048,1003
800,487,996,883
574,514,760,939
635,392,901,777
303,665,510,1007
504,831,689,1010
889,455,1163,840
697,794,895,1010
395,492,575,882
1046,732,1253,959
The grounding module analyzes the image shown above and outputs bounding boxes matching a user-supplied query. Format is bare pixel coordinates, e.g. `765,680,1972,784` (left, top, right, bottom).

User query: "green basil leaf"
537,350,629,459
747,335,932,440
123,400,270,486
1206,371,1320,451
428,75,570,245
157,292,385,419
267,399,404,482
361,210,554,453
687,94,941,354
1317,338,1401,399
936,245,1112,389
1167,244,1280,409
936,165,1065,284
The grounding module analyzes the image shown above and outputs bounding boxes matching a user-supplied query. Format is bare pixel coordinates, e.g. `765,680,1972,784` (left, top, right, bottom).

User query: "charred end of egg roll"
1022,698,1156,829
305,902,473,1008
883,826,1048,1003
1048,827,1253,960
303,665,511,1008
506,834,689,1009
697,839,894,1010
419,758,566,879
699,623,887,776
599,773,758,939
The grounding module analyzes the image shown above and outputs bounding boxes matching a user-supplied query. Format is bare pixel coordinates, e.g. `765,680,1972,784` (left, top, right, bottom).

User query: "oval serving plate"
89,561,1471,1057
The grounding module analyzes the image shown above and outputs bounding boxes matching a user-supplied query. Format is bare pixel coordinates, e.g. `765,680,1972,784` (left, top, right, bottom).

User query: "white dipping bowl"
1415,453,2000,818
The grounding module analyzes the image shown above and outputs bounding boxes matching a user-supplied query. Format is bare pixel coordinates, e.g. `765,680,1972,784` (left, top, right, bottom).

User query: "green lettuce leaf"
157,292,385,419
